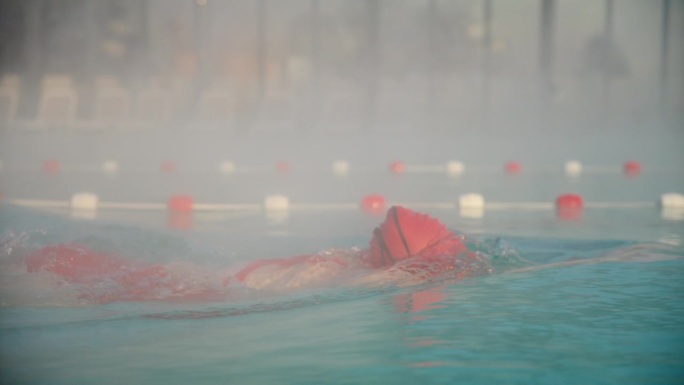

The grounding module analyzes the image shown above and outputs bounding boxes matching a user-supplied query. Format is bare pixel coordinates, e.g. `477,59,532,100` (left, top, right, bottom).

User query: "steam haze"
0,0,682,198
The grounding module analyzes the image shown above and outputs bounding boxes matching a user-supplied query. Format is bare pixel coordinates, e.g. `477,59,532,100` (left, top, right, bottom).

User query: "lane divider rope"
5,199,661,211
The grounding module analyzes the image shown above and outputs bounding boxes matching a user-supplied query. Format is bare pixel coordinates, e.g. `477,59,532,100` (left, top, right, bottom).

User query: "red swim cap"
367,206,466,268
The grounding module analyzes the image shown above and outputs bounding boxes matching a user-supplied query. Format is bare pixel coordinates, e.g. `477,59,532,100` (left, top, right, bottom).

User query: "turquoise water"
0,169,684,384
0,201,683,385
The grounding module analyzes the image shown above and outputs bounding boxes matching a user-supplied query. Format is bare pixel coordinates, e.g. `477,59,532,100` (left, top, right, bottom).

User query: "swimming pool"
1,170,683,384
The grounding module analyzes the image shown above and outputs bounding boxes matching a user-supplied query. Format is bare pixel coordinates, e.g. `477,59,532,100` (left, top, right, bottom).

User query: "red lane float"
556,193,583,220
389,161,406,174
623,161,641,176
504,161,521,174
361,194,386,215
168,195,194,213
276,161,292,173
160,160,177,173
43,159,61,174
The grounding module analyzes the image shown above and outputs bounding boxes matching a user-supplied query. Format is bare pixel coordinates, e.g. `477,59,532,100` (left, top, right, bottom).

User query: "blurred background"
0,0,682,167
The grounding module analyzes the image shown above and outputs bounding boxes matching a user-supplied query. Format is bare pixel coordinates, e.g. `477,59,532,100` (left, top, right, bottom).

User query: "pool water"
1,170,683,384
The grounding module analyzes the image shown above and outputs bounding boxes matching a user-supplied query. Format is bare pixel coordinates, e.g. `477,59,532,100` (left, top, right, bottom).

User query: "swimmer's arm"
347,267,414,288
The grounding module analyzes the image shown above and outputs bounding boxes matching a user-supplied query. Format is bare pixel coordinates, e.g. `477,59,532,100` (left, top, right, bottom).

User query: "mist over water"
1,3,684,384
0,0,682,174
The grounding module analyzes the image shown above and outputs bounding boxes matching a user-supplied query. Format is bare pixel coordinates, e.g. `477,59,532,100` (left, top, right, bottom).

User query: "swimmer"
23,206,490,303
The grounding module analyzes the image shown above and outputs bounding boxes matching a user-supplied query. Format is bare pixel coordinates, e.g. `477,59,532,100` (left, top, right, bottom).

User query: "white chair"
197,89,234,121
253,91,294,132
0,86,19,123
94,86,131,123
322,86,363,131
37,86,78,125
137,88,170,123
